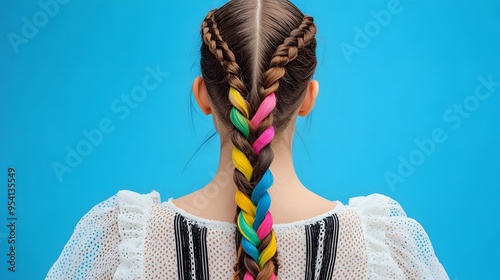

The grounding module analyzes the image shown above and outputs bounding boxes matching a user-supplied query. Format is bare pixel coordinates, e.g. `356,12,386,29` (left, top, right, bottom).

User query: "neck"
209,130,304,205
178,125,337,223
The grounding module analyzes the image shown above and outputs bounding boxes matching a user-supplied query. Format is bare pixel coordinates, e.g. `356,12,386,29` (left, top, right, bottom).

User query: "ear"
298,80,319,117
192,76,212,115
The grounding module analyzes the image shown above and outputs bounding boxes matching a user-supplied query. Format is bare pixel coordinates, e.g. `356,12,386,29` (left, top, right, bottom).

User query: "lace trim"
349,194,406,279
114,190,160,280
162,198,344,232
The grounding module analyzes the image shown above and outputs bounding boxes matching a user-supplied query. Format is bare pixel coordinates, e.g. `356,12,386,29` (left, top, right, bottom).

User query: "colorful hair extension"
230,87,277,280
201,4,317,278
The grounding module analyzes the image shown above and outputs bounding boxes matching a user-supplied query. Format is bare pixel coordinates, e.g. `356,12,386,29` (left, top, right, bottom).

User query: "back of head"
199,0,317,278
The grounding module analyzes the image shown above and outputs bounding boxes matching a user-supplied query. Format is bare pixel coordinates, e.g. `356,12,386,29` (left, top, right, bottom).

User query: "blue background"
1,0,499,279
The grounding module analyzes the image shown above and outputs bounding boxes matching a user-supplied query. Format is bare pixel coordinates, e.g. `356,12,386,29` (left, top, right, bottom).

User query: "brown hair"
200,0,317,278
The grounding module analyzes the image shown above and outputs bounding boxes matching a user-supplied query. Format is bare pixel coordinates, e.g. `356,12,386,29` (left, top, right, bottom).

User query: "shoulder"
344,193,420,236
113,189,161,213
341,193,449,280
347,193,401,213
81,189,161,214
46,190,163,279
60,190,162,237
112,189,162,231
83,190,162,226
50,190,162,279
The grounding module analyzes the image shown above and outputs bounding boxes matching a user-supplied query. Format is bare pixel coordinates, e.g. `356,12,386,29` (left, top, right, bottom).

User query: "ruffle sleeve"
46,190,160,280
349,194,449,280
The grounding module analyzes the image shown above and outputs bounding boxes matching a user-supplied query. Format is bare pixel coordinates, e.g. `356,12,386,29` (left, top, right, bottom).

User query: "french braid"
239,15,317,280
202,11,263,278
201,5,317,280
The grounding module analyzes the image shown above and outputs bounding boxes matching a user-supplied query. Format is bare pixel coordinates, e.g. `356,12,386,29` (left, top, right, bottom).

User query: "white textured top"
46,190,449,279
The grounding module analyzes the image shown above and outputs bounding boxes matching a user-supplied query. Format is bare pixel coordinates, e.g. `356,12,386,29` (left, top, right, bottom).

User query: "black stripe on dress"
174,214,210,280
305,214,340,280
235,230,242,252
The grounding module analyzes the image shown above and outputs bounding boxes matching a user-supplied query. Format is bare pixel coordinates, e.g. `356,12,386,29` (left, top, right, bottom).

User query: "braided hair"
200,1,317,279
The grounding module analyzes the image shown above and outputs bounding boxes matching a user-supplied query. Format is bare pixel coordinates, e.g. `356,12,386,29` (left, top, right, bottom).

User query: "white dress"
46,190,449,279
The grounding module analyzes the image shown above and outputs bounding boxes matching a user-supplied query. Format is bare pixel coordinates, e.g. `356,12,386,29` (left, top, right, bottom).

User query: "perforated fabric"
46,190,449,279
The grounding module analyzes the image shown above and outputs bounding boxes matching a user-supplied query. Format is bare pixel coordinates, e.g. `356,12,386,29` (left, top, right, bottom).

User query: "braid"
202,8,317,280
202,9,264,279
260,16,317,97
202,10,249,97
244,15,317,280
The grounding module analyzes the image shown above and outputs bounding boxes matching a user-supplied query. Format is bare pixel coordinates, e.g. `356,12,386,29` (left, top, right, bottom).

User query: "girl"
47,0,448,279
